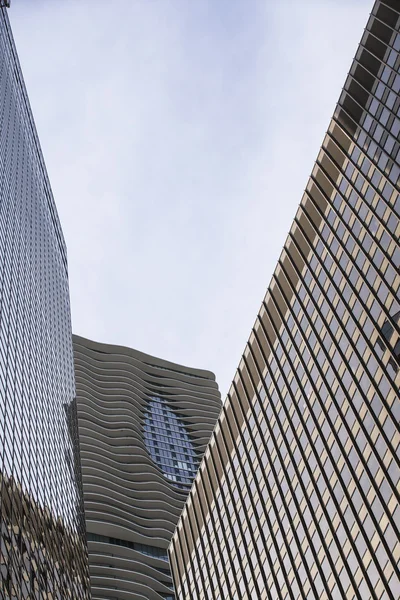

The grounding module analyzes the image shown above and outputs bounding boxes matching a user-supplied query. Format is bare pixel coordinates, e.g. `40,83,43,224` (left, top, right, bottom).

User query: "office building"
170,1,400,599
73,335,221,599
0,6,90,599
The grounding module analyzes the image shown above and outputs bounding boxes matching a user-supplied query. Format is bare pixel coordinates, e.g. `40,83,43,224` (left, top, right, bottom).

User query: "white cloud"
10,0,370,397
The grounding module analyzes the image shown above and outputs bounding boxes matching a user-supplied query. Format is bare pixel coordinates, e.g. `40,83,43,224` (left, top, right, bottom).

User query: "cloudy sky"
10,0,370,397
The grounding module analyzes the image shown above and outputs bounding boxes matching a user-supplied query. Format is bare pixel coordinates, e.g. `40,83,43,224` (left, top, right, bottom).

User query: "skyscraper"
73,334,221,600
0,6,90,599
170,2,400,599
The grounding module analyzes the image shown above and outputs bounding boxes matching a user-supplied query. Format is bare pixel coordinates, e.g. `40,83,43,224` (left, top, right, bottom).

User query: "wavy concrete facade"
73,334,221,600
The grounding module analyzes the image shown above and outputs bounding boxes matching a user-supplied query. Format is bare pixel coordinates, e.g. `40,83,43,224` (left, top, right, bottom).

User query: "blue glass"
143,396,198,488
0,8,89,598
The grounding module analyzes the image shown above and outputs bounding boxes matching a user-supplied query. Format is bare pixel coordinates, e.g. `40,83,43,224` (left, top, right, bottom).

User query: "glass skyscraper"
0,7,90,598
170,1,400,599
73,335,221,600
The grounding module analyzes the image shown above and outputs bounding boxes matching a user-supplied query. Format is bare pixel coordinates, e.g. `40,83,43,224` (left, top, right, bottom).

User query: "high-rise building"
170,2,400,599
73,335,221,600
0,6,90,599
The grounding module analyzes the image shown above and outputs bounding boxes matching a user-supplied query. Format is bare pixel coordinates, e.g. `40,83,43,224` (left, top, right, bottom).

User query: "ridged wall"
169,2,400,599
73,334,221,600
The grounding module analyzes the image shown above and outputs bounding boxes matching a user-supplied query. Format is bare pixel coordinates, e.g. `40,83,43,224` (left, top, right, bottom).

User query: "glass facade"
74,335,221,600
170,2,400,599
87,532,170,562
0,7,90,599
144,396,199,488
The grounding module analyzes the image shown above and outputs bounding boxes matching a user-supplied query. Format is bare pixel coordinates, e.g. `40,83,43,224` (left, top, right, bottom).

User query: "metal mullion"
201,457,237,599
293,207,400,473
366,22,397,70
288,222,400,490
237,355,328,600
328,122,399,205
325,129,399,234
170,536,188,600
255,301,360,600
204,449,250,600
2,152,19,522
225,387,298,600
263,280,389,600
175,532,202,600
353,43,398,93
11,185,24,530
324,128,400,232
369,11,399,39
333,92,400,167
344,63,399,126
279,242,400,586
344,72,397,141
212,444,259,598
213,403,287,600
214,408,269,600
301,181,400,407
306,170,400,343
179,489,210,600
243,323,347,597
378,0,400,17
192,466,234,599
318,142,399,277
270,268,399,597
252,332,359,600
332,103,400,191
3,15,68,273
353,32,399,90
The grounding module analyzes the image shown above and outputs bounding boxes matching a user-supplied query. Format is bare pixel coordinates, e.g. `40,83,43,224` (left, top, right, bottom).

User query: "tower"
0,7,90,598
73,335,221,599
170,2,400,599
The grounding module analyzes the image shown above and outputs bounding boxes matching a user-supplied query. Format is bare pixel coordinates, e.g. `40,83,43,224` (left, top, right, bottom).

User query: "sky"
10,0,371,398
